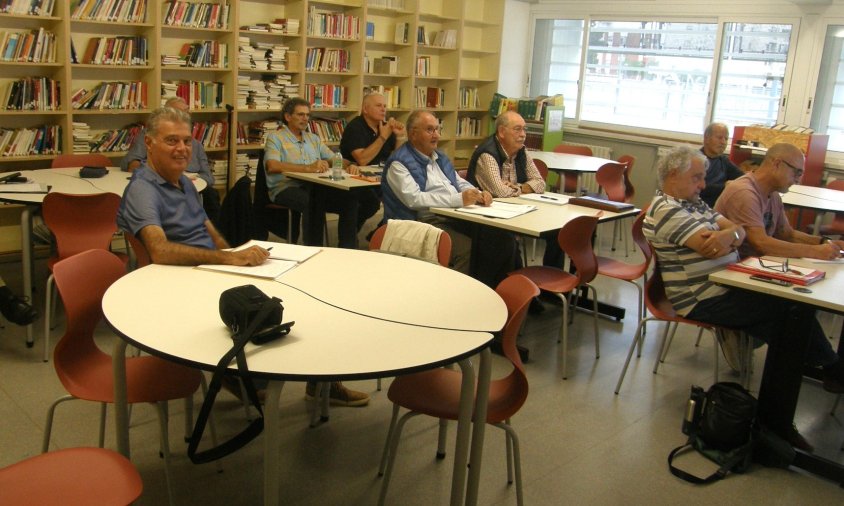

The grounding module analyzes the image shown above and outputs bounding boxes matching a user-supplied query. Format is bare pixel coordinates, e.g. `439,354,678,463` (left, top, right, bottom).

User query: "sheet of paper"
196,259,299,279
456,201,536,219
518,192,570,205
235,240,321,263
0,183,48,193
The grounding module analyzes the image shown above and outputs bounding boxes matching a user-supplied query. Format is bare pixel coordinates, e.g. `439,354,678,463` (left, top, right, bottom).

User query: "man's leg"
324,187,359,249
274,186,322,246
356,188,381,231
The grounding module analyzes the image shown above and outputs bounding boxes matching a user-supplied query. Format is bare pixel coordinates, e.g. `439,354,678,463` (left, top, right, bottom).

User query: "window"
529,18,794,137
811,25,844,152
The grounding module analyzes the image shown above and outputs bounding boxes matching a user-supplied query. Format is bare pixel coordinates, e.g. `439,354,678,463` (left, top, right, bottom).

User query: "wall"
498,0,532,96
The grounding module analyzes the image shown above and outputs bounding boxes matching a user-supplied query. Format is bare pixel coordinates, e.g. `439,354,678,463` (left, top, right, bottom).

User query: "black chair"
253,151,301,243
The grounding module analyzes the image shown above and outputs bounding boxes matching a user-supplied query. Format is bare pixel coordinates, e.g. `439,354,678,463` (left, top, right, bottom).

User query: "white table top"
781,184,844,214
431,196,639,238
0,167,206,204
285,171,380,191
103,255,503,379
709,259,844,313
527,151,617,173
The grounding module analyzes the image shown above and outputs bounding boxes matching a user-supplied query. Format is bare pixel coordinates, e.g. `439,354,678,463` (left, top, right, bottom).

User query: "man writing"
382,110,517,287
645,146,844,452
699,122,744,208
715,142,844,260
121,97,221,224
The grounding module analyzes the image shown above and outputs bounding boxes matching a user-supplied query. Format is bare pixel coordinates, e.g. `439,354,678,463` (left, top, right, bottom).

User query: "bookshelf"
0,0,504,189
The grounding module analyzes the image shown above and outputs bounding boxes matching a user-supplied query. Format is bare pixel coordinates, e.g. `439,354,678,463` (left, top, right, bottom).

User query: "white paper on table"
518,192,570,205
196,258,299,279
235,239,321,262
800,257,844,264
0,183,47,193
456,201,536,219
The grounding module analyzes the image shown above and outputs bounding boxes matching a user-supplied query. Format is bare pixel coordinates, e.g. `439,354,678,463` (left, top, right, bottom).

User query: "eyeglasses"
509,126,527,133
758,257,801,275
779,159,804,178
416,126,442,135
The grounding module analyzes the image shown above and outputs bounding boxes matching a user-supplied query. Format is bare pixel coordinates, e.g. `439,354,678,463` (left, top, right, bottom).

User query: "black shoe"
822,361,844,394
0,296,38,326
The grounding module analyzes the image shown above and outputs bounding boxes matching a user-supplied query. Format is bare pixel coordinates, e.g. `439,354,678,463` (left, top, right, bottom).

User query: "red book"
726,257,826,286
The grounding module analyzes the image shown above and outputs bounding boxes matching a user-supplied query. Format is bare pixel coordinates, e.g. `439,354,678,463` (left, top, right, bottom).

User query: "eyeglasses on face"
779,159,804,178
416,126,442,135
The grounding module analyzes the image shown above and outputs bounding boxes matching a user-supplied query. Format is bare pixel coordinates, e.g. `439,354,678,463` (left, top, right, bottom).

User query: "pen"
266,247,273,251
539,195,558,201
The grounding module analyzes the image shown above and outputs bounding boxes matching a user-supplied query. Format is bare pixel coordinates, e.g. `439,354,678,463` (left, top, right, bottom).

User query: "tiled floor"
1,228,843,505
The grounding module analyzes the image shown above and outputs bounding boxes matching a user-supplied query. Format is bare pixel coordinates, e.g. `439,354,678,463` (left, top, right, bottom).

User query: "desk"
527,151,616,196
104,253,506,506
0,167,205,348
781,185,844,234
710,261,844,484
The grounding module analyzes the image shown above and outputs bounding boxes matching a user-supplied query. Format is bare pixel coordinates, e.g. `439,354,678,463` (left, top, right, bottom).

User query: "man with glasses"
382,110,517,287
715,142,844,260
699,122,744,207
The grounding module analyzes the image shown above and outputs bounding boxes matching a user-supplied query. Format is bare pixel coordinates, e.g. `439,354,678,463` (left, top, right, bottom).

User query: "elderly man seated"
643,145,844,453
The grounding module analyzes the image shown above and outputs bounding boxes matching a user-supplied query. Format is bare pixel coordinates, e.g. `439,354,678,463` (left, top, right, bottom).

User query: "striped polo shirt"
643,192,738,316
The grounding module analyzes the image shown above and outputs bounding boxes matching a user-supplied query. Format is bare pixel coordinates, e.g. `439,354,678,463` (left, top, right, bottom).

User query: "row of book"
239,18,300,35
0,0,53,16
307,6,360,40
237,37,289,71
414,86,444,109
89,124,143,152
363,84,400,108
416,56,432,76
163,1,229,29
308,116,346,143
0,124,61,157
364,55,398,75
459,87,480,109
161,80,224,110
0,28,56,63
304,47,350,73
192,120,227,148
236,74,295,110
71,0,147,23
303,83,348,109
456,116,482,137
488,93,564,121
212,157,228,183
74,35,148,65
2,76,60,110
236,119,280,146
366,0,406,10
71,81,147,110
161,41,227,68
417,27,456,49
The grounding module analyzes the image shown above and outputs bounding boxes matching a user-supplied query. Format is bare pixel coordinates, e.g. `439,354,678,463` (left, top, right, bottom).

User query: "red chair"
42,249,204,504
42,192,129,362
553,144,593,194
368,221,452,267
377,275,539,506
51,153,112,168
532,157,549,187
617,154,636,204
510,215,600,379
0,447,143,506
595,161,630,253
818,179,844,237
125,230,151,268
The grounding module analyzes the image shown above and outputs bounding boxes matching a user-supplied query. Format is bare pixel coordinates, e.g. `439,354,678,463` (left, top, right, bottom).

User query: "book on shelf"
0,0,55,16
72,0,146,23
366,21,374,40
394,22,409,44
726,257,826,286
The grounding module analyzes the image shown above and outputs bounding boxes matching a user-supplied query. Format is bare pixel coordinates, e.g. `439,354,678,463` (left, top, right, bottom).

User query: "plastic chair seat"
595,256,646,281
511,265,579,294
0,447,142,506
51,153,112,168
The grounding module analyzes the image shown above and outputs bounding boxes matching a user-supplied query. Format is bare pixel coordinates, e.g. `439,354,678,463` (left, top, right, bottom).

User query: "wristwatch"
821,235,832,245
732,229,740,245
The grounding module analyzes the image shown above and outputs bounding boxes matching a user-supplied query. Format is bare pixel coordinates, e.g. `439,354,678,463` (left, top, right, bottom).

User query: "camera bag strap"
668,438,753,484
187,300,274,464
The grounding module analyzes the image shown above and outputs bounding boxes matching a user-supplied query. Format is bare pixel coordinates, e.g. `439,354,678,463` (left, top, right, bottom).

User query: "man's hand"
378,121,392,141
345,164,360,175
388,117,406,138
461,188,488,207
310,160,329,173
811,242,844,260
698,229,735,258
228,245,270,266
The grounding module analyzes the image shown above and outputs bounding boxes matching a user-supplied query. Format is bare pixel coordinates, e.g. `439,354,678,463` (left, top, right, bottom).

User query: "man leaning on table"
381,110,518,288
714,142,844,260
121,97,222,224
117,105,370,407
644,146,844,452
699,122,744,208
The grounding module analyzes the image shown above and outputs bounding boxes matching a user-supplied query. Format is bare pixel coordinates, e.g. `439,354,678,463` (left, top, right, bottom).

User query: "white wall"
497,0,532,97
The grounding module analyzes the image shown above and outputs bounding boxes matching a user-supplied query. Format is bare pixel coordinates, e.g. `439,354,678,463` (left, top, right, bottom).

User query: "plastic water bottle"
331,152,344,180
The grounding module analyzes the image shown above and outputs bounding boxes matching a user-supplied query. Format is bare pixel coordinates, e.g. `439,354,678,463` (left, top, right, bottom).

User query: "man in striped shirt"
644,146,844,451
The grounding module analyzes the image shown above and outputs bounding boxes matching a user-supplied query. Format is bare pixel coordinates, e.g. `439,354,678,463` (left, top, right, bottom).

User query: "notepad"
196,259,299,279
456,201,536,219
519,192,569,206
726,256,826,286
234,240,321,263
0,183,48,193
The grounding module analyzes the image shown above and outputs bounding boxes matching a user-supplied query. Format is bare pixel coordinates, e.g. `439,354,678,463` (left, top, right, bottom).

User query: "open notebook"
197,241,321,280
727,256,826,286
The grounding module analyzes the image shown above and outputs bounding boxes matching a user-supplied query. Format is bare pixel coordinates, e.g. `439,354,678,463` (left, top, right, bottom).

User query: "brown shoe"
306,382,369,407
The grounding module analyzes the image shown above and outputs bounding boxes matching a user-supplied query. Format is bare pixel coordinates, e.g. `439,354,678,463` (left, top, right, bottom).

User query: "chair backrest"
595,162,628,202
617,154,636,202
457,169,468,179
557,214,599,283
125,231,151,268
827,179,844,227
532,157,549,187
252,151,293,241
369,222,452,267
486,274,540,423
42,192,121,261
631,210,652,267
51,153,112,168
52,249,127,376
553,144,593,156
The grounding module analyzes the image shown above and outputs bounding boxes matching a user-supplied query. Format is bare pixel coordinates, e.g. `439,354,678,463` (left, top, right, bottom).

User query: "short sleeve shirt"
339,115,395,166
714,174,786,258
117,165,214,249
264,124,336,200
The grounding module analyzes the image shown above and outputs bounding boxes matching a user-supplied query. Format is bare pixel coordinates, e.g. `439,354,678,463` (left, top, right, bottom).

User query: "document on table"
235,239,321,262
456,201,537,219
196,259,299,279
518,192,570,206
0,183,49,193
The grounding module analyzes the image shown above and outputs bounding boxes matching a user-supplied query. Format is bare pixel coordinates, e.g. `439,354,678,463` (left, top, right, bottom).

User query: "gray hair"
703,122,728,139
406,110,433,132
281,97,310,125
495,111,521,131
656,146,707,190
147,106,191,138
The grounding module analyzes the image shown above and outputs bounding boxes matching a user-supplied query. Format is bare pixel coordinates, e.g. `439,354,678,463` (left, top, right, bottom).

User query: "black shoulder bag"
187,285,294,464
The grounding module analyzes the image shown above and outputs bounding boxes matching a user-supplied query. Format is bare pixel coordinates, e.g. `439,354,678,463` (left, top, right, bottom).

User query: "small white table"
781,184,844,234
104,253,506,506
285,170,380,191
0,167,205,347
527,151,617,196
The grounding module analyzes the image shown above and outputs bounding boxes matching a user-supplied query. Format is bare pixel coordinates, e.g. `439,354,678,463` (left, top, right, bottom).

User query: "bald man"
340,92,407,167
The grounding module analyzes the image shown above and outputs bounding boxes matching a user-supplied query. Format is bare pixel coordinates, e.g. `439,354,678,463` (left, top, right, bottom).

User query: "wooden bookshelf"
0,0,504,189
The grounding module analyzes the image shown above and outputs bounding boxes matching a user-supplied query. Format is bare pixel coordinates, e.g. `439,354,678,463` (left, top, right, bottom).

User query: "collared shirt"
643,191,737,316
117,164,214,249
264,124,335,200
386,148,473,219
474,140,544,197
120,128,214,188
339,115,395,165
